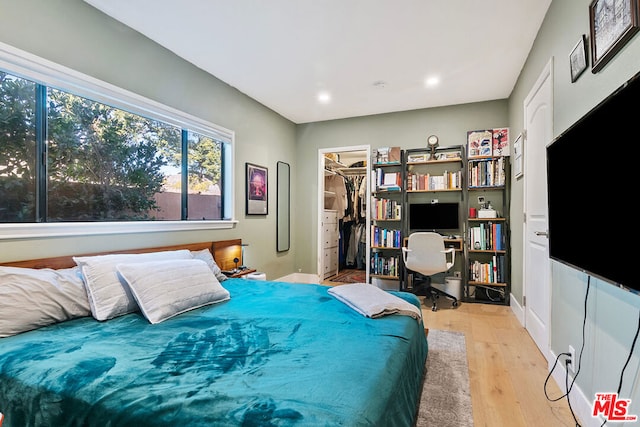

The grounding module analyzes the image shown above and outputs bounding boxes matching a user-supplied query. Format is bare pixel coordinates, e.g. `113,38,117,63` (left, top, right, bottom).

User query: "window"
0,42,234,237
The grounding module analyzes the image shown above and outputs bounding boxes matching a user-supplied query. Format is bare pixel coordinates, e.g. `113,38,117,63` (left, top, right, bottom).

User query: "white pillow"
73,249,193,321
116,259,230,324
191,248,228,282
0,266,91,337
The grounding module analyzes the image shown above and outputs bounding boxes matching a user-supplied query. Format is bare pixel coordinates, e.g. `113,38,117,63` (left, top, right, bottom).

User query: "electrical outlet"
568,345,576,373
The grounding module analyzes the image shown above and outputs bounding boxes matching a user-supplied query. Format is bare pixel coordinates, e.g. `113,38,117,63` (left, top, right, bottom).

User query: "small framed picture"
589,0,640,73
513,133,523,179
246,163,268,215
569,35,588,83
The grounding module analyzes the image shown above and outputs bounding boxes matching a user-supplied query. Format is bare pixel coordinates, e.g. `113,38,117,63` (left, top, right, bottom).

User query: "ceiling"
83,0,551,124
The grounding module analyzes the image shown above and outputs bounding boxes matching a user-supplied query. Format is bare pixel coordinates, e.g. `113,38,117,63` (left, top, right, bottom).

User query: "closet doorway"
317,146,371,284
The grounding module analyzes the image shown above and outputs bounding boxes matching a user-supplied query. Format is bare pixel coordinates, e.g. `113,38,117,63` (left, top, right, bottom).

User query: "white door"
523,59,553,359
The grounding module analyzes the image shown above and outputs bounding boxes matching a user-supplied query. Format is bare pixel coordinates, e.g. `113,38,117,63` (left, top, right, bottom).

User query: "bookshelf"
464,155,510,305
402,145,466,292
369,148,403,286
365,142,511,306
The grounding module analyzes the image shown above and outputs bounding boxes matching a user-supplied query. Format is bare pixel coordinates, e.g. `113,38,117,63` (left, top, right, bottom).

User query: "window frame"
0,42,236,240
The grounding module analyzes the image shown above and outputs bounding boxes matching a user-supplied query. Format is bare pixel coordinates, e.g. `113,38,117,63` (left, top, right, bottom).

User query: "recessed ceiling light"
317,91,331,104
425,76,440,87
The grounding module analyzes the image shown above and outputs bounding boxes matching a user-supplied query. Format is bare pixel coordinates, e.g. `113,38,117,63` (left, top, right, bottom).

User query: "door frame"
317,145,371,281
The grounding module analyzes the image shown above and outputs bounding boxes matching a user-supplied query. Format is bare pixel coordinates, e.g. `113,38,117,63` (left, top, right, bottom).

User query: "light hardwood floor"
420,299,579,427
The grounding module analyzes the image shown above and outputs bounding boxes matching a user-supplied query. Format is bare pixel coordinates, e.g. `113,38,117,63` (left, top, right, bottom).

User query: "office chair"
402,232,458,311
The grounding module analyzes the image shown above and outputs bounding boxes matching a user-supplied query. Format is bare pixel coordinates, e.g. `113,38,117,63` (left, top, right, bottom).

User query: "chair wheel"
452,301,459,308
431,304,437,312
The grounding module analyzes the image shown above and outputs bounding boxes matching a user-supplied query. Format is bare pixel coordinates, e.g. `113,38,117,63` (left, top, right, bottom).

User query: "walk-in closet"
322,149,368,282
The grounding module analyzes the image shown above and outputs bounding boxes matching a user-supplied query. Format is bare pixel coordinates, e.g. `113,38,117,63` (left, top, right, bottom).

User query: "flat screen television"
409,202,459,232
547,70,638,293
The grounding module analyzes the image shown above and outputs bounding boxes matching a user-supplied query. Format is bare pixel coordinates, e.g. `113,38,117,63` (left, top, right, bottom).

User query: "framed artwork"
513,133,523,179
589,0,639,73
246,163,268,215
467,130,493,158
569,35,588,82
492,128,510,156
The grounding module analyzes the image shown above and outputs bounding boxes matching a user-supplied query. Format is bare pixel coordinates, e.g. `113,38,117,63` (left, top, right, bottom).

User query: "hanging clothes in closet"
343,172,367,270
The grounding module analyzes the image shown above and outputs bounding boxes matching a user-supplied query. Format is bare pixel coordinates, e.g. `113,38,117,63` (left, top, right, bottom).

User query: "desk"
402,237,463,251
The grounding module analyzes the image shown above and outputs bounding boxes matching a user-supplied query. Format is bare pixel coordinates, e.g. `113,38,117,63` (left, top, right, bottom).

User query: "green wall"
0,0,297,279
2,0,640,422
294,102,508,273
509,0,640,423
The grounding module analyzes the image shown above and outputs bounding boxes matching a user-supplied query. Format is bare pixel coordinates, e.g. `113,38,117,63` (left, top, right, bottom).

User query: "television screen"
547,71,638,292
409,202,459,231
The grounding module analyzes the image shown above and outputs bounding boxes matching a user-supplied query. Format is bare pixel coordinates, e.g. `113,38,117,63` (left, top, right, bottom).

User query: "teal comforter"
0,279,427,426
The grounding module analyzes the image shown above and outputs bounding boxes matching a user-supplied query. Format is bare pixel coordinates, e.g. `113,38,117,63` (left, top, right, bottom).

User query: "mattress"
0,279,428,426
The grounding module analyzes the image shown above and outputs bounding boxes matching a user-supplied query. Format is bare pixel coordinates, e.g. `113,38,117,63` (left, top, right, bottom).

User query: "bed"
0,240,428,427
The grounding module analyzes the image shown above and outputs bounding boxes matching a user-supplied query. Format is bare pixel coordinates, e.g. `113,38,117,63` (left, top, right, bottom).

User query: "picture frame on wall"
569,34,588,82
246,163,268,215
513,133,523,179
467,129,493,158
589,0,639,73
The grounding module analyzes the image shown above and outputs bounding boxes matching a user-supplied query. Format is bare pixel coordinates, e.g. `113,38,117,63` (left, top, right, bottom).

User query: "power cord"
599,309,640,427
543,276,591,427
543,351,581,426
544,276,640,427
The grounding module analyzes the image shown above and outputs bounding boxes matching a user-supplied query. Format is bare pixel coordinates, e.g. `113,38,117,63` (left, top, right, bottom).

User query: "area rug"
329,270,366,283
416,329,474,427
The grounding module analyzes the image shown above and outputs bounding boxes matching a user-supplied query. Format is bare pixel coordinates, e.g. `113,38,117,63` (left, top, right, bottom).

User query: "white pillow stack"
0,248,233,336
116,259,230,324
73,250,194,321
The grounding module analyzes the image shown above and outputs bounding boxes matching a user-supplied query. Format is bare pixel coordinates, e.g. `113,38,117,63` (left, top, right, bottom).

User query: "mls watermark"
592,393,638,422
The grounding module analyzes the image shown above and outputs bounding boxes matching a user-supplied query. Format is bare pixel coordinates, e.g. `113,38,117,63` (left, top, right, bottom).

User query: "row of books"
469,255,506,283
372,169,402,192
468,157,507,187
406,170,462,191
406,151,462,163
370,253,400,277
372,198,402,220
469,223,505,251
371,226,401,248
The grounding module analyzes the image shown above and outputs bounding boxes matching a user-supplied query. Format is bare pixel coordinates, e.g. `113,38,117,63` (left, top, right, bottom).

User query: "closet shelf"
337,166,366,175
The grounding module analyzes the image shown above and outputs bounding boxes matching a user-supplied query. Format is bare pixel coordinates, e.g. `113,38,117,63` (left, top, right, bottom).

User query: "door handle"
534,230,548,237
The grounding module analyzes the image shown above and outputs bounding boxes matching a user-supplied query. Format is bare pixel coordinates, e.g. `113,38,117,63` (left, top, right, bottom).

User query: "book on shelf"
373,168,402,191
469,254,505,283
407,170,462,191
468,157,505,187
371,226,401,248
407,153,428,163
469,222,505,252
371,253,400,277
373,199,402,220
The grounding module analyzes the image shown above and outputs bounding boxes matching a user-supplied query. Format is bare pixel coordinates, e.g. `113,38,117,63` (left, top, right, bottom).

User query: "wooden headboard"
0,239,243,271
